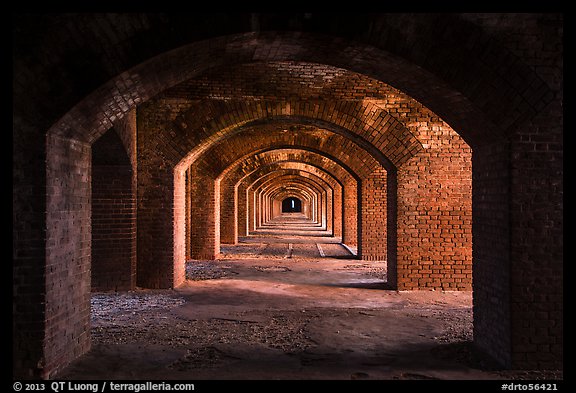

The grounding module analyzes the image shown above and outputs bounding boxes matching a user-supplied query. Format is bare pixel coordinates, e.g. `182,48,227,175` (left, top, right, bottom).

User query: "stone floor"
56,215,562,381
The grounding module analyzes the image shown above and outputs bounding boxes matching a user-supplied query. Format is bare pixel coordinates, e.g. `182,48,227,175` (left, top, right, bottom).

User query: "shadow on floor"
319,281,394,290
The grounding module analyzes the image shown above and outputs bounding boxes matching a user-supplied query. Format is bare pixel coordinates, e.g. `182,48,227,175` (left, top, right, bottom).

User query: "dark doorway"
282,197,302,213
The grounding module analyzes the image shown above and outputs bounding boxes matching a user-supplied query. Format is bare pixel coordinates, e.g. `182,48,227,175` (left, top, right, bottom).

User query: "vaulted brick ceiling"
138,60,457,209
12,13,562,378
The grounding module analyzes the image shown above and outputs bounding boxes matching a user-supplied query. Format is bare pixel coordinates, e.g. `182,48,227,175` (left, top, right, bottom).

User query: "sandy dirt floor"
56,238,562,381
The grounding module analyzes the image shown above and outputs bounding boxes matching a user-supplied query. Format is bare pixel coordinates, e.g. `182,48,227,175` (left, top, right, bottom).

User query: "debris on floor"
57,242,562,381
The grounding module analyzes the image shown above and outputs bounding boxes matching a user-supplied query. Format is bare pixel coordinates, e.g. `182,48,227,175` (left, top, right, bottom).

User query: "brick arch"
229,160,344,191
210,144,392,262
12,15,562,378
140,64,471,279
169,117,391,267
143,105,400,269
167,103,412,173
273,192,313,221
183,124,384,179
264,180,318,217
270,170,337,234
225,153,352,238
236,167,340,241
186,146,359,257
244,170,324,229
235,158,352,241
221,149,356,186
161,59,467,164
264,172,334,200
254,173,330,230
219,160,345,244
42,41,468,378
181,140,382,261
40,26,549,146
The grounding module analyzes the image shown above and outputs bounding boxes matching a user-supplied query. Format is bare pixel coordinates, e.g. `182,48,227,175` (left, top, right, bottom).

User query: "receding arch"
233,160,348,243
174,117,391,265
13,15,560,378
219,158,344,245
256,174,327,230
243,168,335,234
178,139,384,261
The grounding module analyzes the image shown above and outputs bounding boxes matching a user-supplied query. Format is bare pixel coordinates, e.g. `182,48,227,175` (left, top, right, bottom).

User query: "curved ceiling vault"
234,160,344,191
40,23,548,147
159,61,435,176
14,15,562,379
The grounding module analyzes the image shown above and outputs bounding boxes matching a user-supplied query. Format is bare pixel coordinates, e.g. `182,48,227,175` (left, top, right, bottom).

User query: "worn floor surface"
56,225,562,381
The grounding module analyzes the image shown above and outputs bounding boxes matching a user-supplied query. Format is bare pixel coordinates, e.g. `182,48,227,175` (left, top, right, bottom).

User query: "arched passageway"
282,197,302,213
13,13,562,379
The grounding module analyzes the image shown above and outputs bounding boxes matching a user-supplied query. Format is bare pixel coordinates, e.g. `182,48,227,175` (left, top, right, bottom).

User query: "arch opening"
12,15,562,379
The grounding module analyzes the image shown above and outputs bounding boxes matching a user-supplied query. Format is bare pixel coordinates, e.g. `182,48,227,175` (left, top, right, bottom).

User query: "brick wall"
219,178,238,244
342,179,358,247
360,168,388,261
509,100,563,369
187,165,220,260
472,140,512,367
13,116,48,379
397,125,473,290
44,134,92,378
136,104,178,288
91,128,136,291
13,14,562,377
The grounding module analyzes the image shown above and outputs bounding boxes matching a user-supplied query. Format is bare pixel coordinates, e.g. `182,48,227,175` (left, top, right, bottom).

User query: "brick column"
508,101,563,369
237,185,248,237
44,134,92,378
173,170,187,286
91,130,136,292
220,177,238,244
185,169,192,258
248,189,256,232
472,141,512,367
136,157,175,288
188,168,220,259
272,199,281,218
359,168,387,261
13,117,48,379
325,189,332,233
136,111,177,288
332,184,342,238
396,130,472,291
342,179,358,247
